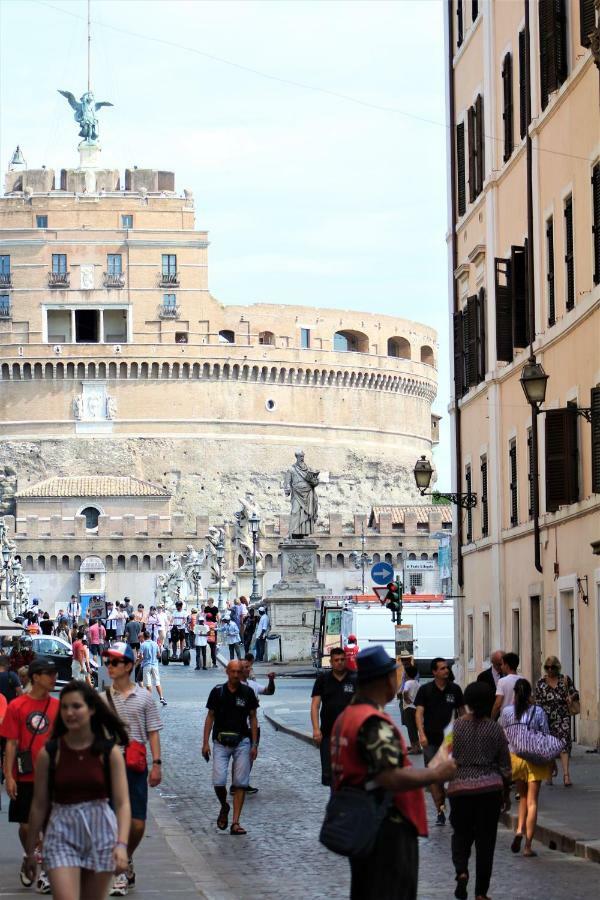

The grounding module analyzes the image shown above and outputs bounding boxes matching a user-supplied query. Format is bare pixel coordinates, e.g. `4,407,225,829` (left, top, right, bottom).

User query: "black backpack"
46,738,114,801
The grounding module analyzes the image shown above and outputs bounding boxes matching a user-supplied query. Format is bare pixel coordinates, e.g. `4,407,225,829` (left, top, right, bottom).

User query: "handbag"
104,689,147,772
506,708,564,766
319,785,392,859
16,698,51,777
566,694,580,716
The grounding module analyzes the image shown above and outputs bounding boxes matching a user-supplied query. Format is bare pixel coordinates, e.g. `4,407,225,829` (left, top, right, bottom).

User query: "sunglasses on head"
105,658,126,667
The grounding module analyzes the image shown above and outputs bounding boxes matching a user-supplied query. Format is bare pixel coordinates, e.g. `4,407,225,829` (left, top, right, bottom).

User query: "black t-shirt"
39,619,54,635
414,680,464,746
0,669,21,702
311,671,357,735
206,683,259,740
204,605,219,622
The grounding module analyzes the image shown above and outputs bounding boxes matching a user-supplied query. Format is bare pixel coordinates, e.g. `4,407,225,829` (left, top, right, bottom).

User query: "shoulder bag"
506,707,564,766
563,676,580,716
16,698,51,776
104,688,146,772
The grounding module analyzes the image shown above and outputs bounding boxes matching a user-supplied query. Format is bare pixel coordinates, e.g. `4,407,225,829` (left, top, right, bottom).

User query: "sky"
0,0,451,487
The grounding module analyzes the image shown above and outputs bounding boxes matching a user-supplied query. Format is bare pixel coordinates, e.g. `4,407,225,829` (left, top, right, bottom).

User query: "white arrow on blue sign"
370,561,395,585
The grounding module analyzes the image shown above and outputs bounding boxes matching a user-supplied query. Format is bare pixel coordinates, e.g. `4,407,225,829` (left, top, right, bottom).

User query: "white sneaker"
36,871,51,894
110,873,129,896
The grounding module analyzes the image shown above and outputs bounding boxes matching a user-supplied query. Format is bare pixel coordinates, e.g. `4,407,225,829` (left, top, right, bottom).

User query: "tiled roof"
370,505,452,525
15,476,170,499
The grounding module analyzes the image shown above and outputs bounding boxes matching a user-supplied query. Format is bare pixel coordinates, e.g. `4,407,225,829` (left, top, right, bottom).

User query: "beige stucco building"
445,1,600,744
0,145,439,526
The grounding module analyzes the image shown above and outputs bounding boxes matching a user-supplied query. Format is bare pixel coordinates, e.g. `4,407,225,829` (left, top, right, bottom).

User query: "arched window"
105,555,113,571
37,555,46,571
264,553,273,569
387,336,411,359
408,552,417,560
333,330,369,353
420,345,434,365
219,330,235,344
372,552,380,564
259,331,275,346
80,506,100,530
421,552,429,560
117,555,126,571
142,555,151,571
336,553,345,568
324,553,333,569
61,555,70,571
384,552,393,563
128,555,139,572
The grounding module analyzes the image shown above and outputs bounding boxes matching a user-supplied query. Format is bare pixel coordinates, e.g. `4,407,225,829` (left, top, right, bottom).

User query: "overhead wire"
33,0,595,166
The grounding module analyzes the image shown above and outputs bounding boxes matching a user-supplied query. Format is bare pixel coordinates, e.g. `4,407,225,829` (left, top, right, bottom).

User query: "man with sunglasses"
102,642,163,896
0,659,59,892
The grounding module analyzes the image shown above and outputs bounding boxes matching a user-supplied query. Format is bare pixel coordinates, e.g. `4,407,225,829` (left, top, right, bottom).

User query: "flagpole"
87,0,91,92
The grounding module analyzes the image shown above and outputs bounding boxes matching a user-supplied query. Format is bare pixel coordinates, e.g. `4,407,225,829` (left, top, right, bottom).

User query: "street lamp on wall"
216,537,225,608
249,512,261,605
519,357,549,407
519,356,548,574
413,456,477,509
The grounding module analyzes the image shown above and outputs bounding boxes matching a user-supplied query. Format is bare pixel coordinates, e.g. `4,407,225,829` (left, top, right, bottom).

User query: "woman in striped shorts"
24,681,131,900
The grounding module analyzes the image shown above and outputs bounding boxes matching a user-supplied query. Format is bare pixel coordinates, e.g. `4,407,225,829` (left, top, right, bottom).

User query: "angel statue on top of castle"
58,90,113,144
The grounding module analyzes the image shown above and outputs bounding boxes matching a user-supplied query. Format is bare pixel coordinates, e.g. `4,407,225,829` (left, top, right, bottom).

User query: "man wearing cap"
67,594,81,627
330,646,456,899
254,606,270,662
193,614,210,670
220,613,243,661
102,642,163,896
343,634,359,671
170,600,187,659
0,659,59,890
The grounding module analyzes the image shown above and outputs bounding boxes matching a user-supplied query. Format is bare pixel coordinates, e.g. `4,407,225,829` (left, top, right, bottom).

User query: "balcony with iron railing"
103,272,126,289
159,271,180,287
0,301,11,319
158,302,180,319
48,271,70,288
0,273,12,288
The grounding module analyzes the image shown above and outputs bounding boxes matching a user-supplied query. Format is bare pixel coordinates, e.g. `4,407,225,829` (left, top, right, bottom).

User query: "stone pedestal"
265,538,330,661
234,569,264,603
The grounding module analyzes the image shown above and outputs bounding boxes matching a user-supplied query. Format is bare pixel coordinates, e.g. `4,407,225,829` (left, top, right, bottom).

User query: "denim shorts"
126,767,149,821
212,738,251,788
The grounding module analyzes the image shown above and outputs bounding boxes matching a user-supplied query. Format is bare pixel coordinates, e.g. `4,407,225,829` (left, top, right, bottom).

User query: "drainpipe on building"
525,0,543,573
447,0,464,588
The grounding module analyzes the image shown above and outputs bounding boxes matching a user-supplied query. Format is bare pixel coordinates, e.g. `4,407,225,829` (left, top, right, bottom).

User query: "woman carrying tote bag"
499,679,554,858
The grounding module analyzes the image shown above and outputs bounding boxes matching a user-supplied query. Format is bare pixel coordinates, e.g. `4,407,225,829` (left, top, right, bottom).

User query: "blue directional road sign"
370,561,395,585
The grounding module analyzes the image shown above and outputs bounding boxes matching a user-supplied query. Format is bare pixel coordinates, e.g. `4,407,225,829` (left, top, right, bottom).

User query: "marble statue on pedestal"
233,494,264,570
284,449,319,538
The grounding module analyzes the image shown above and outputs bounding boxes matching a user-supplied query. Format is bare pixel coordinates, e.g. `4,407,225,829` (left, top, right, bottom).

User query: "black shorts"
126,768,149,821
171,627,185,643
9,781,35,823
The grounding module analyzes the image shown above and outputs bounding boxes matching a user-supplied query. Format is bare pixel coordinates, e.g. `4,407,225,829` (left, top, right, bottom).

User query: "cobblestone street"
156,666,599,899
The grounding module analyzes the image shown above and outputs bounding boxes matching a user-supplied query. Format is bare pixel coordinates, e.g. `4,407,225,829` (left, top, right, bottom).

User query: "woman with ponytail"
500,678,550,858
24,681,131,899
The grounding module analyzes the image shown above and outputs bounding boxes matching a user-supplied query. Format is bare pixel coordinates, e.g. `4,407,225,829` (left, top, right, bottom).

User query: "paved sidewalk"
265,703,600,863
0,793,204,898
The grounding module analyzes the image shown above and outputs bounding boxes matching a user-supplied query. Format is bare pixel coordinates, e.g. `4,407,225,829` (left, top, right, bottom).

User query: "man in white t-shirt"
492,652,520,719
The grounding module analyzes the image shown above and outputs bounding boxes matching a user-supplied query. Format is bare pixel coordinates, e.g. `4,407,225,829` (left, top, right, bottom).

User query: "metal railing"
158,303,180,319
103,272,125,289
0,273,12,287
159,271,180,287
48,272,70,287
0,303,11,319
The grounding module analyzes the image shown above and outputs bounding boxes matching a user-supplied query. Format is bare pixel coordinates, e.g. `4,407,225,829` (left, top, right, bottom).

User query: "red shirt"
0,693,7,724
0,693,60,782
72,640,86,663
344,644,359,671
88,622,105,645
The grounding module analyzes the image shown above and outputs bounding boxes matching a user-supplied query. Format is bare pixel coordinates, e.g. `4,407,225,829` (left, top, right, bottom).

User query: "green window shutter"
545,408,579,511
511,243,529,347
495,258,513,363
592,162,600,286
546,218,556,325
467,106,476,203
477,287,487,380
502,52,513,162
591,387,600,494
457,0,464,47
456,122,466,217
453,311,465,399
564,196,575,310
580,0,596,47
539,0,557,110
466,295,479,387
475,94,485,195
518,30,530,139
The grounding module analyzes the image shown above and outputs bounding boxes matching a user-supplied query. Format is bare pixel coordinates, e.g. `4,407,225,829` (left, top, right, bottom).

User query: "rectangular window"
468,95,485,202
494,257,513,363
52,254,67,274
163,293,176,309
509,438,518,526
580,0,596,47
564,194,575,310
121,214,133,229
46,309,72,342
454,291,486,397
465,465,473,541
409,573,423,589
482,611,490,662
0,294,10,317
511,243,529,347
546,217,556,325
456,122,466,217
467,614,474,667
162,254,177,276
592,162,600,286
471,0,478,21
0,255,10,274
591,386,600,494
480,454,488,537
527,427,534,518
502,52,513,163
300,327,311,349
512,609,520,656
545,407,579,511
457,0,464,47
518,29,531,139
175,331,188,344
74,309,99,343
103,308,128,343
539,0,568,110
107,254,122,275
36,215,48,228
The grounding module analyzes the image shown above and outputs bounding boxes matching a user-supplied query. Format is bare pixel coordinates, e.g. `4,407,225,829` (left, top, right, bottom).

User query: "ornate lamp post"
350,525,372,595
2,541,11,605
216,537,225,608
0,518,22,640
520,356,549,573
249,511,261,605
413,456,477,509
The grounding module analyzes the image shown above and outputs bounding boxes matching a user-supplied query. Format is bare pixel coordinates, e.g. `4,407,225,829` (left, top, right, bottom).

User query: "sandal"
230,822,247,835
216,802,230,831
563,776,572,787
523,847,537,858
510,833,523,854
